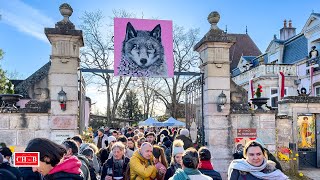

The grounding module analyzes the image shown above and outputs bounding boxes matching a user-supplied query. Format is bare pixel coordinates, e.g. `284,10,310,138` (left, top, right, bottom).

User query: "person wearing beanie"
94,128,108,149
198,147,222,180
164,140,184,180
175,129,193,150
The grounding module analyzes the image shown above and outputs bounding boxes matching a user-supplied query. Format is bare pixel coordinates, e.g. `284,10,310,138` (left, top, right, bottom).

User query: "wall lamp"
58,88,67,111
217,91,227,112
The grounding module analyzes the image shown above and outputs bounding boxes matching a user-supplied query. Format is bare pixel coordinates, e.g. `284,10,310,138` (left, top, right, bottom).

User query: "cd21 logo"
13,152,39,167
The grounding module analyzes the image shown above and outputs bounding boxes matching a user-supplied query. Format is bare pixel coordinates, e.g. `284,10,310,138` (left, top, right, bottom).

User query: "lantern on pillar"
57,88,67,111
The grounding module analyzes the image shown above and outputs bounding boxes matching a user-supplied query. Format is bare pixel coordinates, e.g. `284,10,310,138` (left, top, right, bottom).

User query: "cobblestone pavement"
300,168,320,180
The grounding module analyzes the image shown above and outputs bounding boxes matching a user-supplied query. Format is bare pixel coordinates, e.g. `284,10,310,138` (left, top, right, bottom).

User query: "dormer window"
269,51,280,63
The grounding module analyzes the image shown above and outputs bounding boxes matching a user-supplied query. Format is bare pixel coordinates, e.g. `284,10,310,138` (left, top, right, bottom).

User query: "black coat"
175,135,193,149
0,169,17,180
199,169,222,180
99,148,111,165
101,156,130,180
164,163,181,180
19,167,42,180
0,162,22,180
44,172,84,180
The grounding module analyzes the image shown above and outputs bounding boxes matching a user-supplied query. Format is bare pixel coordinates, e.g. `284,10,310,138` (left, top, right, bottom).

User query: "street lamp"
217,91,227,112
58,87,67,111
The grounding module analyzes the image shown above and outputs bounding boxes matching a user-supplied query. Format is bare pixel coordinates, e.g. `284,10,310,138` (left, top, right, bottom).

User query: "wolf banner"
114,18,173,78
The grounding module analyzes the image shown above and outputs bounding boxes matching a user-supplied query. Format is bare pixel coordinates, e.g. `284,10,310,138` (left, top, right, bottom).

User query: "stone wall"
230,113,277,152
206,112,277,179
0,113,78,151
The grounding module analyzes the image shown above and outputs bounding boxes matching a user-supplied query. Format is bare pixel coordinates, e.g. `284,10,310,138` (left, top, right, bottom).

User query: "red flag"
279,72,285,99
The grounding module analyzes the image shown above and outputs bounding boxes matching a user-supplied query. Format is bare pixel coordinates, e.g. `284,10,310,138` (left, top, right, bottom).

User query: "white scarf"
228,159,288,180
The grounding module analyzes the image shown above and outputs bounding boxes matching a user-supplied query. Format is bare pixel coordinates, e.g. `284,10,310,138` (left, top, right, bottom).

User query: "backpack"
77,155,91,180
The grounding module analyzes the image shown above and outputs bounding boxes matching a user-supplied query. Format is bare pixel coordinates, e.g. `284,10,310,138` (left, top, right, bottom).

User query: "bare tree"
79,11,132,123
153,25,200,118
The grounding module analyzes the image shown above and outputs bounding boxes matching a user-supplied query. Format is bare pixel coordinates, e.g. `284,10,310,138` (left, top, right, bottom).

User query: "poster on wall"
114,18,174,78
297,114,316,149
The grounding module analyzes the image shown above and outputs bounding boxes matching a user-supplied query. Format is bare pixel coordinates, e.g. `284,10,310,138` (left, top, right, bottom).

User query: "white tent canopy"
138,117,159,126
162,117,186,127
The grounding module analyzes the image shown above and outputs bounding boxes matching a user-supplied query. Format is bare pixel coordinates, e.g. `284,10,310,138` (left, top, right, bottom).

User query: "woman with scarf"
25,138,83,180
169,147,211,180
101,142,130,180
198,147,222,180
164,140,184,180
228,140,288,180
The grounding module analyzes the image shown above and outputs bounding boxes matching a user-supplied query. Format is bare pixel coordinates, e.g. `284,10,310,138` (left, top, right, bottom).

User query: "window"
315,86,320,97
269,51,280,63
270,87,288,108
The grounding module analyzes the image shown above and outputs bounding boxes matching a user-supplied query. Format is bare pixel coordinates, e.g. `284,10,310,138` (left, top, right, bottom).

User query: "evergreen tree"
117,90,143,122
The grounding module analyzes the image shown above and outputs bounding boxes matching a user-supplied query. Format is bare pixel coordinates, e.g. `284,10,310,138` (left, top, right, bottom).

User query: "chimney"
288,20,292,28
280,19,296,40
283,19,287,28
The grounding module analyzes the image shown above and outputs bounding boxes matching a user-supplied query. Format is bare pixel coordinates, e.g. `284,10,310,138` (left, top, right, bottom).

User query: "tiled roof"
10,80,24,87
312,13,320,18
15,62,51,98
229,34,261,70
283,34,308,64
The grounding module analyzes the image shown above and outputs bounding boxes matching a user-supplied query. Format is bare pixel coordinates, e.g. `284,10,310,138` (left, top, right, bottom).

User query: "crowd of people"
0,126,289,180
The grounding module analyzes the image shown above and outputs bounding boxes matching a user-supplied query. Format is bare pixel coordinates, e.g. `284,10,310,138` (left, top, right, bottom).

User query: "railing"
232,64,296,85
306,56,320,67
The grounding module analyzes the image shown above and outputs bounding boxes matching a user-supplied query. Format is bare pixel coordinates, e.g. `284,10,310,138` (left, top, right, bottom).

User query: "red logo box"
13,152,39,167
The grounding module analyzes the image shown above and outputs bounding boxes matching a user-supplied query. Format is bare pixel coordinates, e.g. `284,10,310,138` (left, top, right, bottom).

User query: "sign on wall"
114,18,173,78
297,114,316,149
237,128,257,137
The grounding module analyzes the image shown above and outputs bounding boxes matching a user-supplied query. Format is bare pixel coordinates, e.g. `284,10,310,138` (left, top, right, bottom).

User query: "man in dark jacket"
0,149,22,180
175,129,193,149
125,127,134,138
198,147,222,180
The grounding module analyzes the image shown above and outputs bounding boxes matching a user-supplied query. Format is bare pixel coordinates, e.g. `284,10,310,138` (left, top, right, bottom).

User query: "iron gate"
185,75,204,145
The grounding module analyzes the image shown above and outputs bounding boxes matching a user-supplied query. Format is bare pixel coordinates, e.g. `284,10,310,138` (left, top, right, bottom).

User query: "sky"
0,0,319,113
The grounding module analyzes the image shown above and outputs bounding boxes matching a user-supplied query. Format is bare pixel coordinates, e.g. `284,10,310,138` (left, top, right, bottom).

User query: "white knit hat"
172,146,184,156
108,136,116,143
172,139,184,156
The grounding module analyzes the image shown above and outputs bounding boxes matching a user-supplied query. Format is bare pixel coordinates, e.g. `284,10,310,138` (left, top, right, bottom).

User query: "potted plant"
0,79,23,110
250,84,269,110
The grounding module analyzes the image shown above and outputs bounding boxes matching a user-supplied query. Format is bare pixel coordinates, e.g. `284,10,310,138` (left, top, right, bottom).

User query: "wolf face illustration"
118,22,168,77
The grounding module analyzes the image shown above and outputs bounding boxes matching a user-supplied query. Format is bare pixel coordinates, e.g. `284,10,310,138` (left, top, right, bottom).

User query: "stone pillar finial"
208,11,220,30
59,3,73,23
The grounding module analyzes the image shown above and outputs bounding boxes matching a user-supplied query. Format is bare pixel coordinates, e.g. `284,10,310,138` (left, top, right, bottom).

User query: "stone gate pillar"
45,3,84,142
194,11,235,178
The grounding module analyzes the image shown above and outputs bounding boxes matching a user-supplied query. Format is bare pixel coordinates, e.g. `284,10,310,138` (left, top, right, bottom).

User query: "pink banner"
114,18,173,78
